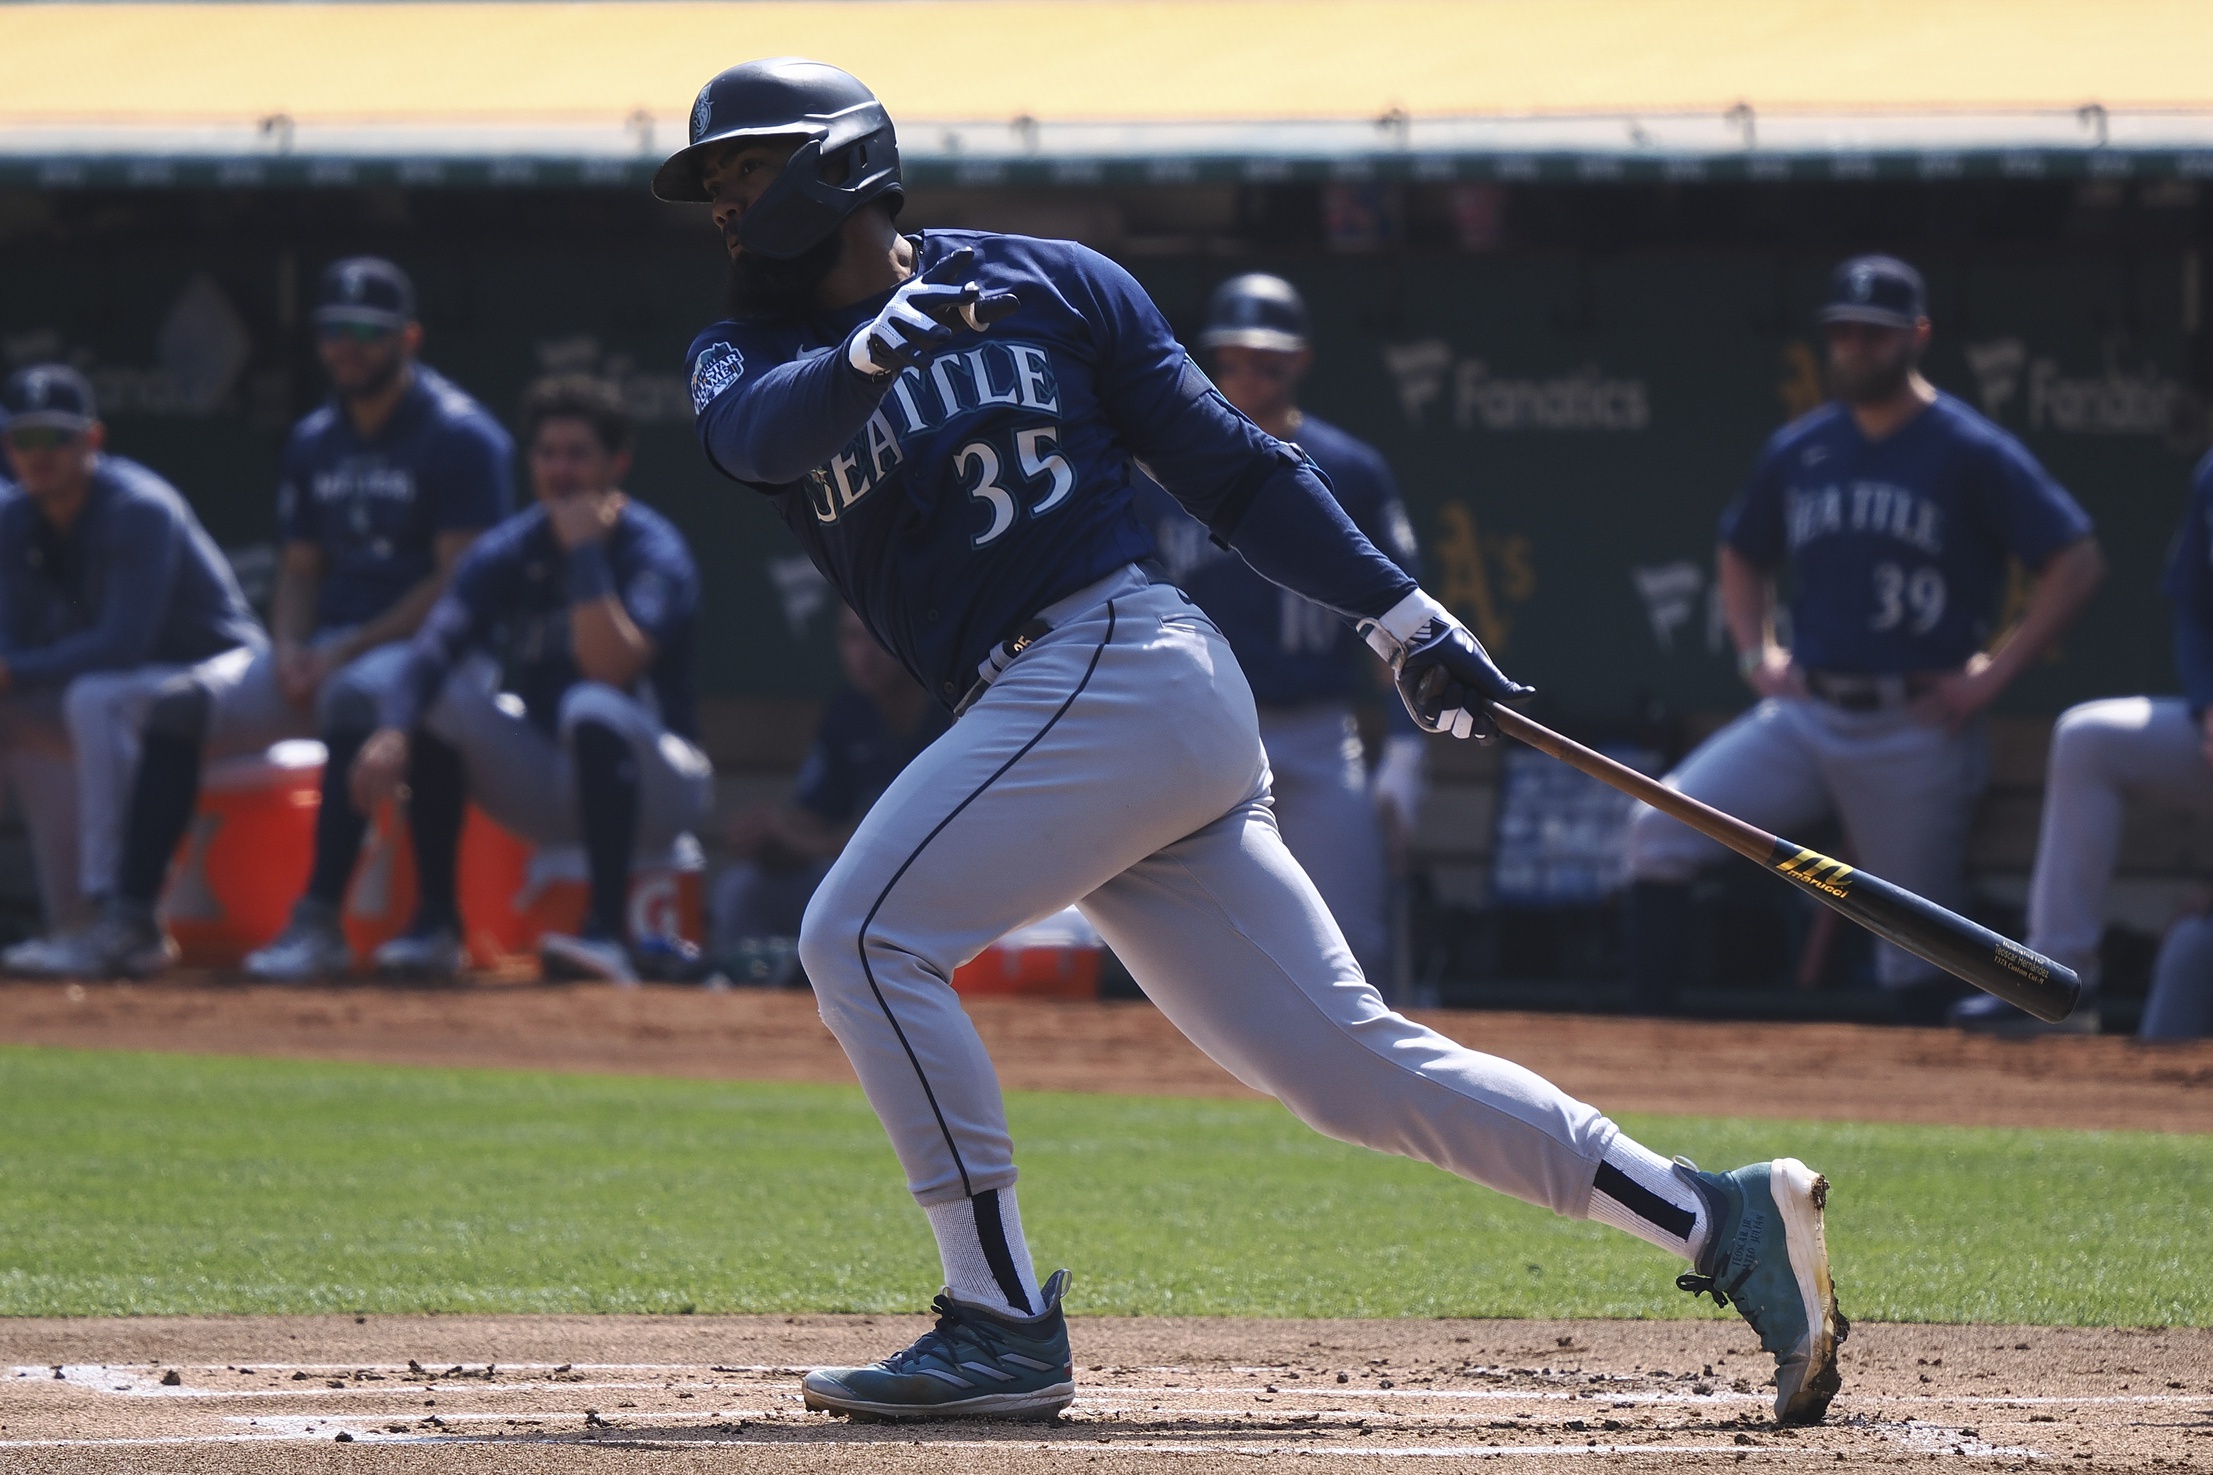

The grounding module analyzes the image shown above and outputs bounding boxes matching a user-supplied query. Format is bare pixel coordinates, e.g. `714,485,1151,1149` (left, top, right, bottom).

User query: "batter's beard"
725,231,846,322
1830,351,1915,405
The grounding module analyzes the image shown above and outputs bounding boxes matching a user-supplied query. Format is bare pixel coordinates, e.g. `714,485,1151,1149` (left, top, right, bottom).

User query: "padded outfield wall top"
5,1,2213,185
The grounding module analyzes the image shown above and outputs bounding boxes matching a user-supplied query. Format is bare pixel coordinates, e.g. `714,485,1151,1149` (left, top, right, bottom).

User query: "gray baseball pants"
419,658,714,853
0,689,88,929
2142,914,2213,1040
2026,696,2213,986
1626,696,1988,988
1255,703,1390,983
799,566,1615,1216
61,637,398,900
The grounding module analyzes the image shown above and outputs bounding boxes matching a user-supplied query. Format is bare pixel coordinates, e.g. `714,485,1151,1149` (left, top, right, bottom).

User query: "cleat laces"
879,1295,1016,1376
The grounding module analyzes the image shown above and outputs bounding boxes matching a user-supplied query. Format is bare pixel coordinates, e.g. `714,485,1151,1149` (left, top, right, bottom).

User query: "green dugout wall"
0,181,2201,718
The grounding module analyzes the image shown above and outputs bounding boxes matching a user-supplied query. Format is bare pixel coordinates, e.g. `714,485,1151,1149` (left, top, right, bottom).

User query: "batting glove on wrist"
846,247,1020,378
1362,589,1534,742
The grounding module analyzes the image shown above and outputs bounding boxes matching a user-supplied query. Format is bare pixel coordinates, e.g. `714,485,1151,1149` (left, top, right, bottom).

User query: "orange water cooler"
950,905,1103,1001
159,741,702,969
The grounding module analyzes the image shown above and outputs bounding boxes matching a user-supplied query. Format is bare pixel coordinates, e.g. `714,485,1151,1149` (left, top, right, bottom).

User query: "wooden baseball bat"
1486,704,2082,1023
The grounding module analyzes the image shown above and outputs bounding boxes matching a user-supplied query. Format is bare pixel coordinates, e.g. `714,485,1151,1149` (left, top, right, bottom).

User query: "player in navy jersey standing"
1624,255,2105,1020
348,375,713,984
7,258,513,980
1134,273,1423,986
668,57,1847,1426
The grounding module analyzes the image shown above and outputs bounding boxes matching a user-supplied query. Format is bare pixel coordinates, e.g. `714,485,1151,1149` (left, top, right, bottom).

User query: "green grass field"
0,1044,2205,1326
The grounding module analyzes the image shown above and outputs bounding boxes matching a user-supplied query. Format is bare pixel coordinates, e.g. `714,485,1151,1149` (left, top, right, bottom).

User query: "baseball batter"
665,58,1844,1426
1626,255,2103,1021
1133,273,1423,985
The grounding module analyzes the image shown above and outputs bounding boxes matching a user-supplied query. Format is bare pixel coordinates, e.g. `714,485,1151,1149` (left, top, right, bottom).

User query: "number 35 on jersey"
804,340,1066,537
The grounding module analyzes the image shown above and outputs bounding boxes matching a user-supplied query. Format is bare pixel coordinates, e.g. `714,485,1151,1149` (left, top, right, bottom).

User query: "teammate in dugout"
6,260,514,981
1133,274,1424,986
667,57,1846,1427
349,374,713,985
1625,255,2104,1020
2012,446,2213,1039
0,366,261,951
712,605,951,958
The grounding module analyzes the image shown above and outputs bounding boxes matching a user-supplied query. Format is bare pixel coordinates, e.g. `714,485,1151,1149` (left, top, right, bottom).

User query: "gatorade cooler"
513,834,706,947
342,801,537,968
162,740,325,966
951,906,1103,1001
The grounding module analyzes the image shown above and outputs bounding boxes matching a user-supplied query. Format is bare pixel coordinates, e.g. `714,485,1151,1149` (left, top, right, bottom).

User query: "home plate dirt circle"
2,1314,2206,1472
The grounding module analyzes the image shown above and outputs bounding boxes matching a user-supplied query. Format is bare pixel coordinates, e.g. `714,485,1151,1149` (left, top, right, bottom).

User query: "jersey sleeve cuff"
1361,587,1452,662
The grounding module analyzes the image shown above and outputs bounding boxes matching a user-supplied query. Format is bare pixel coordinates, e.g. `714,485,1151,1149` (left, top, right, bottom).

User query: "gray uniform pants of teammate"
419,656,714,854
799,566,1614,1216
1255,703,1390,985
2026,697,2213,1022
1626,696,1988,988
61,637,396,901
0,690,88,930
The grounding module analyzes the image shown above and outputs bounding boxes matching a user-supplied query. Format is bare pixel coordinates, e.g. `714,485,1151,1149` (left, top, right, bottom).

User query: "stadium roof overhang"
7,0,2213,190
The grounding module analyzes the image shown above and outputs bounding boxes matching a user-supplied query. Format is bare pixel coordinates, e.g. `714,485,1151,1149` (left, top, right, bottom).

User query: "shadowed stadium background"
3,2,2210,713
4,1,2213,1004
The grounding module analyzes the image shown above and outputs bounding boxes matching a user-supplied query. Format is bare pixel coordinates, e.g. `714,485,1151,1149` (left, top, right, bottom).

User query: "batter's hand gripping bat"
1485,703,2081,1022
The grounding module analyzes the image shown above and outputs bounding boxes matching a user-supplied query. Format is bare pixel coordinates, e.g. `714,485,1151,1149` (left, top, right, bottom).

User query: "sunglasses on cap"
4,426,83,452
316,321,399,345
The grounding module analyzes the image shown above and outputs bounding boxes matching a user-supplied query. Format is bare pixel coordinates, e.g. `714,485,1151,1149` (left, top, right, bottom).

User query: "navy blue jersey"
1135,414,1419,706
276,364,513,630
388,499,700,740
1720,393,2092,673
793,690,953,825
2162,450,2213,712
687,230,1413,707
0,455,260,689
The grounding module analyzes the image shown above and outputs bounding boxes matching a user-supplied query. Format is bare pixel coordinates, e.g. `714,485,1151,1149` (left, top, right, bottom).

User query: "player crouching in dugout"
348,375,714,984
1623,255,2104,1021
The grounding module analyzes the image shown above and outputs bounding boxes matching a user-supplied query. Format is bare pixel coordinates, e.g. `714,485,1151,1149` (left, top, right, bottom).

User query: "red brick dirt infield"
2,978,2209,1472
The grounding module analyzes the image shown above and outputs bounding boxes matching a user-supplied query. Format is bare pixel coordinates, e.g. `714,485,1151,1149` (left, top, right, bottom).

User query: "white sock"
1585,1133,1709,1263
923,1186,1042,1317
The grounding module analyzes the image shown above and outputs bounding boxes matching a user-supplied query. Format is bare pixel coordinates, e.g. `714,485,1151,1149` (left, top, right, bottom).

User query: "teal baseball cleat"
802,1269,1075,1421
1674,1157,1849,1425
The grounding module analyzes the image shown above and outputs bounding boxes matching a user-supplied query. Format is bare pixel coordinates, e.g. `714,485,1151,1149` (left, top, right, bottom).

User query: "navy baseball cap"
1199,273,1310,353
313,256,416,331
0,364,97,433
1817,255,1927,329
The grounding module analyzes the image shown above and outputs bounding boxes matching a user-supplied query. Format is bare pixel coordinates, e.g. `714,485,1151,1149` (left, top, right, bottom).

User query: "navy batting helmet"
652,57,903,260
1199,274,1310,354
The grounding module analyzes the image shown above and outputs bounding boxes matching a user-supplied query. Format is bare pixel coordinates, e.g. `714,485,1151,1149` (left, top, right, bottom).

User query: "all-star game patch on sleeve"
687,319,889,489
690,340,746,415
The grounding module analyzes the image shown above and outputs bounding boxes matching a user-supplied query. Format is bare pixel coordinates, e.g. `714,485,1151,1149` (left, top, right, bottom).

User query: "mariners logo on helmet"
653,58,904,260
1849,266,1875,302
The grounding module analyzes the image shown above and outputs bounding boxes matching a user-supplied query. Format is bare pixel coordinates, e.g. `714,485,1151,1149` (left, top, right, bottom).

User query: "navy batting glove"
847,248,1021,377
1362,590,1534,742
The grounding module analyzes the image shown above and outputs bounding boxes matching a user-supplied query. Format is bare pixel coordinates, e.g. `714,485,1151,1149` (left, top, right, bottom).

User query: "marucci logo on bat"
1772,847,1854,898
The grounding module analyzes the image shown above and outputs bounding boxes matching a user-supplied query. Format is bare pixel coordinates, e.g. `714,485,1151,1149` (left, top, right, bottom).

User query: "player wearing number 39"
668,58,1847,1425
1625,255,2103,1019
